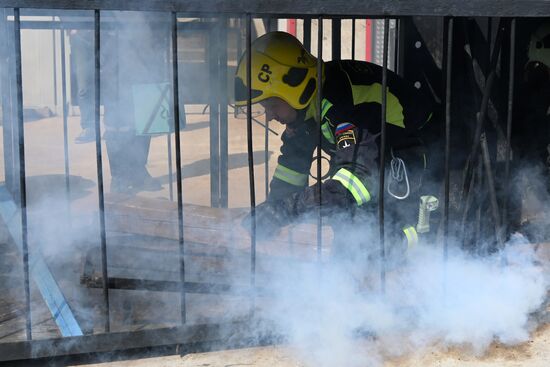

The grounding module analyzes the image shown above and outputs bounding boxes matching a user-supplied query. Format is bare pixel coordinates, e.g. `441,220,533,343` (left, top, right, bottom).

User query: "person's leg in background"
70,30,96,144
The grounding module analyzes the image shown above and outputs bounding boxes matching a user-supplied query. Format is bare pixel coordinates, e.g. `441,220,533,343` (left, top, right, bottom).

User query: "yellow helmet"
234,31,319,110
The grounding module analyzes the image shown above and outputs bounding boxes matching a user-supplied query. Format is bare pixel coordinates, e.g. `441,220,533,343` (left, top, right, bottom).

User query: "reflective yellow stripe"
273,164,308,187
351,83,405,128
332,168,371,205
321,98,333,119
321,121,336,144
403,226,418,248
319,99,336,143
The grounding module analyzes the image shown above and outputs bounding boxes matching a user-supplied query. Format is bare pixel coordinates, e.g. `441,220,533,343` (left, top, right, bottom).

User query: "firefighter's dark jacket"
268,60,434,216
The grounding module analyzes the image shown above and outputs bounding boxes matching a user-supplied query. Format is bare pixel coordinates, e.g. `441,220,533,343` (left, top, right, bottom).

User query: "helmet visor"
233,103,265,119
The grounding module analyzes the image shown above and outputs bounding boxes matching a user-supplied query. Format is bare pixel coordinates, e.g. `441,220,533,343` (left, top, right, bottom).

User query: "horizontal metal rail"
0,319,281,362
83,277,272,296
0,0,549,17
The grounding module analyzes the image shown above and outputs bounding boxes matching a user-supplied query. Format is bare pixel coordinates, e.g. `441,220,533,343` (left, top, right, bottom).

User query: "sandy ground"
78,323,550,367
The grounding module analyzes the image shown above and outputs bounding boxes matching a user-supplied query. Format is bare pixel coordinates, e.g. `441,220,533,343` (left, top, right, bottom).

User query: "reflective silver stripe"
331,168,371,205
403,226,418,248
273,164,308,187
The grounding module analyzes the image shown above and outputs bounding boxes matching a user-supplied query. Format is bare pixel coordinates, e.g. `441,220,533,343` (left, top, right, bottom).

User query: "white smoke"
256,230,549,367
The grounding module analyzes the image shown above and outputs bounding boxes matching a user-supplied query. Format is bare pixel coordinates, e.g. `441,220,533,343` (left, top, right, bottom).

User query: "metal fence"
0,0,549,363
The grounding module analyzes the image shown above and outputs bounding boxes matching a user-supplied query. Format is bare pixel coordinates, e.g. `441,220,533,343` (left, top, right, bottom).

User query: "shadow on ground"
158,150,273,184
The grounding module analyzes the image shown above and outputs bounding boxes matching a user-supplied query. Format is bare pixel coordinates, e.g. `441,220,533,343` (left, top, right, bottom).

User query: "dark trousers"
70,31,94,130
104,131,151,184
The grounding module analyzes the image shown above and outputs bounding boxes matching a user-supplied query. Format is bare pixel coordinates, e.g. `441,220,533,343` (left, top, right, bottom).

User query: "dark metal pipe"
480,133,504,246
60,26,71,208
264,119,269,199
474,154,484,248
316,16,323,261
378,17,389,293
264,17,271,200
502,18,515,238
0,320,277,363
332,18,341,60
93,10,110,332
219,17,229,208
14,8,32,341
52,16,58,109
171,12,187,324
167,135,174,201
460,157,478,246
209,21,220,208
303,18,311,52
245,14,257,287
443,17,453,261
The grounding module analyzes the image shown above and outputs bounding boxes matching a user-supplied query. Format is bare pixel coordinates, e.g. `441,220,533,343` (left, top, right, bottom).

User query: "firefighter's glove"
242,198,296,240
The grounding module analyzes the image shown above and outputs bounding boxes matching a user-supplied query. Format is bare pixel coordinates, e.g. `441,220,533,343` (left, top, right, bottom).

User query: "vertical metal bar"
0,9,14,194
316,16,323,261
14,8,32,341
209,21,220,208
480,133,503,246
351,18,356,60
443,17,453,261
171,12,186,323
60,27,71,205
264,17,272,200
52,16,58,112
246,14,257,288
378,17,389,293
219,17,229,208
93,10,110,333
332,19,341,60
303,18,311,53
264,118,270,199
502,18,515,238
387,20,395,70
167,135,174,201
474,156,484,248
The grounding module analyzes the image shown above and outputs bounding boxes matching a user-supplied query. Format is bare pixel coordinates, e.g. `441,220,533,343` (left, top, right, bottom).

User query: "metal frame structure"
1,0,550,16
0,0,549,363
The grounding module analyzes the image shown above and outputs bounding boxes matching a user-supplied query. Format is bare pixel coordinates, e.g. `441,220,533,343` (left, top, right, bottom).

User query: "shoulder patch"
335,122,355,136
337,130,356,149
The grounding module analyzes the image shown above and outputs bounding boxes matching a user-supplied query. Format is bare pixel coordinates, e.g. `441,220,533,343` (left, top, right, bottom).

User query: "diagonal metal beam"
0,186,83,337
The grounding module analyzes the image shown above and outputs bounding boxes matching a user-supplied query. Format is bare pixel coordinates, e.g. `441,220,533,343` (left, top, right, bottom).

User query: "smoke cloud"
254,229,548,367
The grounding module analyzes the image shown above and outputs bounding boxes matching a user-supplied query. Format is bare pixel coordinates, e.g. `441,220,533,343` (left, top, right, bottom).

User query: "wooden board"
104,193,333,260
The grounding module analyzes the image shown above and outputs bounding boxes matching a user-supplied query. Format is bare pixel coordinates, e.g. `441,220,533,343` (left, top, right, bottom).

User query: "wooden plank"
105,194,332,261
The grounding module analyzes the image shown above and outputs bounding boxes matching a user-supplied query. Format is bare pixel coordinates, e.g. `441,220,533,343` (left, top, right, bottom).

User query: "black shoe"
75,128,95,144
133,176,162,192
110,178,134,194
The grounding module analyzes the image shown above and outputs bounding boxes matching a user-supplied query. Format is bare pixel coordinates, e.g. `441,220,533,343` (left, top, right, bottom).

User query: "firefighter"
509,21,550,241
517,21,550,176
235,32,435,248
